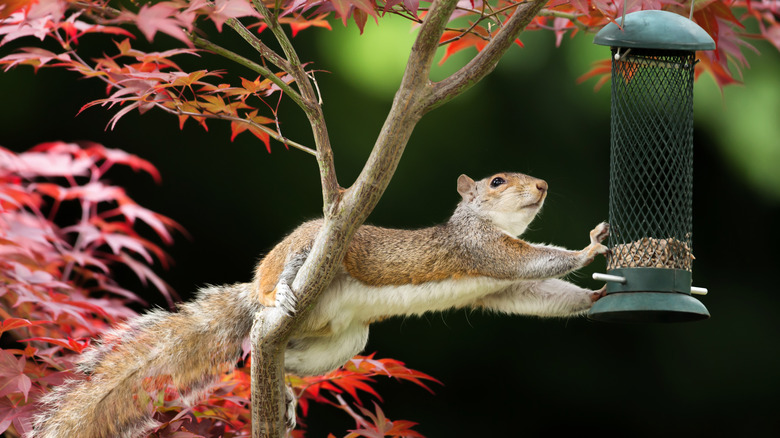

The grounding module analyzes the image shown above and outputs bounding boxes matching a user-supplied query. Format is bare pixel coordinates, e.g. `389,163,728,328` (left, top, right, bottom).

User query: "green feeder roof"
594,10,715,51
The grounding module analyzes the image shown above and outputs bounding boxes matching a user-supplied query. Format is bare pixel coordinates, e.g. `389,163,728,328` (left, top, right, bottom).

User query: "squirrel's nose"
536,180,548,193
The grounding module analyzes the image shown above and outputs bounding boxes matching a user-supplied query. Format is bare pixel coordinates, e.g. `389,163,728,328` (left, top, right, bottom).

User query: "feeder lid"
594,10,715,51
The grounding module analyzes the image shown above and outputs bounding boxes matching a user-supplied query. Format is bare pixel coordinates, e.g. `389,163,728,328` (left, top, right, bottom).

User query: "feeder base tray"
588,291,710,323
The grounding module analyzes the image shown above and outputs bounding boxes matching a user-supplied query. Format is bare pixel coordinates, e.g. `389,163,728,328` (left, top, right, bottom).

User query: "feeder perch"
587,10,714,323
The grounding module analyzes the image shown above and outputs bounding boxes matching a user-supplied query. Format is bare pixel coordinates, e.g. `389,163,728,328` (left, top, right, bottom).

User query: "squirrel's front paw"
590,222,609,245
274,279,298,316
582,222,609,261
585,242,609,260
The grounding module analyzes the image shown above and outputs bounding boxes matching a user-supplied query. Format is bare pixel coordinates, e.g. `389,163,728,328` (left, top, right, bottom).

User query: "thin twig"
70,0,121,21
307,71,324,106
189,32,305,109
537,9,591,31
383,7,495,40
250,0,304,74
154,103,317,156
437,0,530,46
455,1,526,18
226,18,293,74
250,0,339,211
438,1,489,46
383,8,423,23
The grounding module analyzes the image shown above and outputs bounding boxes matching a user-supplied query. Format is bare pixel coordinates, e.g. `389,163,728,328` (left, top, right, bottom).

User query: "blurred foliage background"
2,13,779,437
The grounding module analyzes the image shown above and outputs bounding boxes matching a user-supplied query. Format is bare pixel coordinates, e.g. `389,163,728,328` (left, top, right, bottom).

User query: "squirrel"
31,172,609,438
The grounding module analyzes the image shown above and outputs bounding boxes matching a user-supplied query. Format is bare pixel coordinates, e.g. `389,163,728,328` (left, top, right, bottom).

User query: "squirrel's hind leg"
475,278,599,317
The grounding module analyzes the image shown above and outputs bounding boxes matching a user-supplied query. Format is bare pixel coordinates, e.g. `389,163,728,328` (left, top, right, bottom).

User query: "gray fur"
30,283,260,438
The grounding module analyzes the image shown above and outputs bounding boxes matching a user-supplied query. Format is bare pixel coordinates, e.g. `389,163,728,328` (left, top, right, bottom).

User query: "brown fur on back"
254,220,483,307
343,224,478,285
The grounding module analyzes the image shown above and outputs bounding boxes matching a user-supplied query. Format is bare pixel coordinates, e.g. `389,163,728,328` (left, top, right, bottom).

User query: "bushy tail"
31,282,260,438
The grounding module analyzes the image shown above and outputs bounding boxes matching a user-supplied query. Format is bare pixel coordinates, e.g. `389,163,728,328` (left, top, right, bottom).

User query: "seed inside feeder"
607,237,694,271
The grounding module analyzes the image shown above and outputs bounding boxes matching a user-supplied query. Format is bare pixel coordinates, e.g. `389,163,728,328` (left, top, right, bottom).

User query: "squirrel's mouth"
523,200,544,210
523,193,546,209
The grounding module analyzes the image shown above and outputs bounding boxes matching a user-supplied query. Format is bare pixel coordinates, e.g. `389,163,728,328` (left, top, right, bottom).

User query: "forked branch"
250,0,553,436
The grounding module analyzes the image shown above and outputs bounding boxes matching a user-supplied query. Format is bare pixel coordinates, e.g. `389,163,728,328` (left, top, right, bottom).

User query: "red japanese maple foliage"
0,0,777,437
0,142,176,434
0,0,776,153
0,142,438,437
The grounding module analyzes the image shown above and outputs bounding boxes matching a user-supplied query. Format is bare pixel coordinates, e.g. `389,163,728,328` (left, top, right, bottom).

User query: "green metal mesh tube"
607,48,696,273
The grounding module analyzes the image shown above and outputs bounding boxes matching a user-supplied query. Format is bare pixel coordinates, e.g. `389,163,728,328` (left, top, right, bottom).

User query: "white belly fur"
284,275,514,376
311,275,513,334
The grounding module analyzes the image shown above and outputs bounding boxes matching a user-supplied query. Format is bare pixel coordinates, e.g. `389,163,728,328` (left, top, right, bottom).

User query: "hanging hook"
621,0,628,29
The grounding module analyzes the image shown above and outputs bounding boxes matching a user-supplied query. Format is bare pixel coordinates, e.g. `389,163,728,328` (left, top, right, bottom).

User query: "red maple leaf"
208,0,261,32
132,2,194,46
230,110,273,151
21,336,90,354
0,350,32,401
0,318,50,335
280,13,333,37
330,0,378,27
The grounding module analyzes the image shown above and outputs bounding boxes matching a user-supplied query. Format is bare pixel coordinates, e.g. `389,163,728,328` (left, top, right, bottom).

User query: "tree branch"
426,0,549,109
249,1,460,437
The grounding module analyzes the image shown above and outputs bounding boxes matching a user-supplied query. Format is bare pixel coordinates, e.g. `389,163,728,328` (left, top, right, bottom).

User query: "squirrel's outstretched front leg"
508,222,610,279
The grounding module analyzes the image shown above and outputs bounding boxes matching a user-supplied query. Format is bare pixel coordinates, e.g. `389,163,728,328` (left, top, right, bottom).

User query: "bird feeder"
588,10,714,323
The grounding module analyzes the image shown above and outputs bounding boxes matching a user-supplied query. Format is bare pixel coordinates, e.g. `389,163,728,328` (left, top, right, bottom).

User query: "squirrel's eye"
490,177,506,188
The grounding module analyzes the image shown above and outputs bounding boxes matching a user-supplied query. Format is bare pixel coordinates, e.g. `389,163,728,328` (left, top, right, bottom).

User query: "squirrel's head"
457,172,548,236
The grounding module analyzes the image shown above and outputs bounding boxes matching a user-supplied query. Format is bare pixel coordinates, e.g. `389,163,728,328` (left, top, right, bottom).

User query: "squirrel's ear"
457,174,476,201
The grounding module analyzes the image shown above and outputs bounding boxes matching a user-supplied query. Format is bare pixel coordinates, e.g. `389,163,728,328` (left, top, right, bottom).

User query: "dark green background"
2,16,779,437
